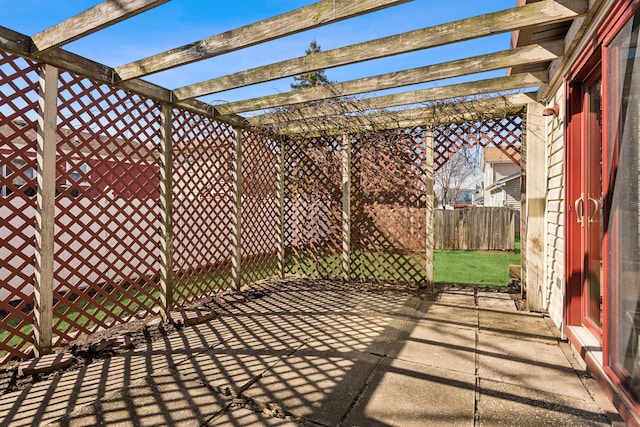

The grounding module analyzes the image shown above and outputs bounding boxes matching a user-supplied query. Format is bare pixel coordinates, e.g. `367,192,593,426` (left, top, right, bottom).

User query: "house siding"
505,179,521,210
490,189,505,207
483,162,522,209
494,163,521,181
544,87,566,330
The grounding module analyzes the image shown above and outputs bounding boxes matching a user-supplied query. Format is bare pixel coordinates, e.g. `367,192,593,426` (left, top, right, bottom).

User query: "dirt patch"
511,293,527,311
0,288,270,397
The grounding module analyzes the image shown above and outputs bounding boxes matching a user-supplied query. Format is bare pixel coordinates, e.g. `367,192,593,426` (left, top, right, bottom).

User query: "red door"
566,63,603,341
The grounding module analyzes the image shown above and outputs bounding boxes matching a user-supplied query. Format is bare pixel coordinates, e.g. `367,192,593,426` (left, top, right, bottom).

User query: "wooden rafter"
215,42,562,114
115,0,411,81
173,0,587,100
313,71,546,114
0,0,586,136
538,0,608,101
229,72,546,122
0,26,249,130
31,0,170,54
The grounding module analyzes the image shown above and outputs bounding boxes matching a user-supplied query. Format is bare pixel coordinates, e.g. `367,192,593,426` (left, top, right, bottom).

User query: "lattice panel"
0,52,39,360
241,131,280,286
434,115,523,171
52,71,161,343
172,111,234,303
351,129,427,283
284,136,342,278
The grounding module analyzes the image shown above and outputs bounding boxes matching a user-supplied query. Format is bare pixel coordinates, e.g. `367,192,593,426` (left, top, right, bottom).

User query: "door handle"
574,194,585,228
588,195,601,223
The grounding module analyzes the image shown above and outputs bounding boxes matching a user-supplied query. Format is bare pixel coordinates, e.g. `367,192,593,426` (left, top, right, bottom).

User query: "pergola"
0,1,584,359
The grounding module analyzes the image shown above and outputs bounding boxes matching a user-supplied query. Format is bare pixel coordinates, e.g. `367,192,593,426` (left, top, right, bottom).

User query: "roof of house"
483,147,522,164
1,118,165,163
486,172,521,192
0,118,228,163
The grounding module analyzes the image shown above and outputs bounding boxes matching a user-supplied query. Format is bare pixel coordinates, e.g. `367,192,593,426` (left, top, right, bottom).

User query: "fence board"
434,207,515,251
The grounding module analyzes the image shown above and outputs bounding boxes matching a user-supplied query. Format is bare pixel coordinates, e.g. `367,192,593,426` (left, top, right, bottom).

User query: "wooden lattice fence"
284,136,343,278
0,52,38,359
171,109,234,304
240,131,280,286
0,50,283,360
433,116,522,172
0,48,523,362
350,130,428,283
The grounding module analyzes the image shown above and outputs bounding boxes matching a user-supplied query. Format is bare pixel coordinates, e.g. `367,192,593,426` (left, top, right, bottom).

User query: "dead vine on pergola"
250,86,520,136
243,86,526,177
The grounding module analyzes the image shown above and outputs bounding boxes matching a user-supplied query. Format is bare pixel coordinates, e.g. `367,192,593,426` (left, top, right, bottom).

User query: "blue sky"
1,0,517,105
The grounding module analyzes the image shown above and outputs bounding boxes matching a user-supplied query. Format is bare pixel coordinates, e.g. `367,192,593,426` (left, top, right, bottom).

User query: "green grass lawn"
434,239,521,287
288,242,521,287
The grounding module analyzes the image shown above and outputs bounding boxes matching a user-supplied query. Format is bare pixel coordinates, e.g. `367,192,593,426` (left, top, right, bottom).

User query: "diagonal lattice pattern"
52,71,161,343
350,129,428,283
241,131,280,286
0,52,39,360
172,110,235,302
284,136,342,278
434,116,522,171
0,49,525,362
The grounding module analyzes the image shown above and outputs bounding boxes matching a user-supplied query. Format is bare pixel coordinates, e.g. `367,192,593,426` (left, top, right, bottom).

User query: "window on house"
2,157,35,197
606,8,640,404
67,162,90,186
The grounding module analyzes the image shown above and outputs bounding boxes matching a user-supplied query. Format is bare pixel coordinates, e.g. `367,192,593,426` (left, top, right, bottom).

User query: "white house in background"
479,147,521,210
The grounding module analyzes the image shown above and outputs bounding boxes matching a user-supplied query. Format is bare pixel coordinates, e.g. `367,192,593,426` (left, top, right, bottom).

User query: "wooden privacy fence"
435,207,516,251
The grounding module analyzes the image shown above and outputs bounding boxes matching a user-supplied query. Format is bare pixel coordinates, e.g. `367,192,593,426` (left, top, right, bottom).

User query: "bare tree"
434,145,480,208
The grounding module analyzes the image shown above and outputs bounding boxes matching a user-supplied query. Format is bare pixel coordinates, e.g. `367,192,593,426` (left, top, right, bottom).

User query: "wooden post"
523,102,546,311
424,131,435,291
159,104,174,315
277,137,286,279
341,133,352,281
232,128,243,291
34,63,58,356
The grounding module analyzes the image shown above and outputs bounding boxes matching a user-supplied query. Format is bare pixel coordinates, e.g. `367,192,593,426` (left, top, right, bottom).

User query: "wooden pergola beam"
173,0,587,100
0,26,250,130
334,71,546,112
31,0,170,54
215,41,563,115
116,0,411,81
247,72,545,125
261,92,535,137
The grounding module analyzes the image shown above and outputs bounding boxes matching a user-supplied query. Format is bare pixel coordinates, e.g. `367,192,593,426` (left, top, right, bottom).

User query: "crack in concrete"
473,287,481,427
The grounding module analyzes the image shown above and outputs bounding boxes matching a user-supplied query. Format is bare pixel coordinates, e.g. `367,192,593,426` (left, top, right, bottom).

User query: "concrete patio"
0,279,619,426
